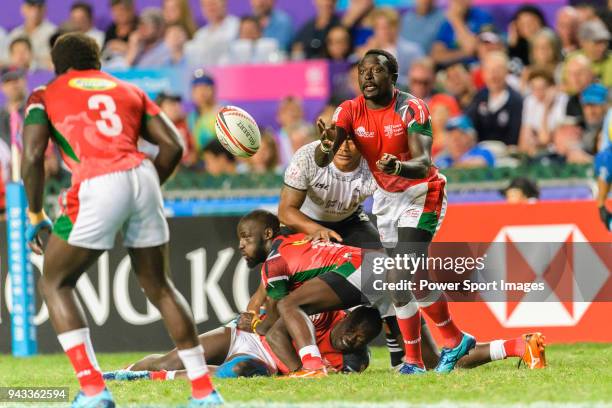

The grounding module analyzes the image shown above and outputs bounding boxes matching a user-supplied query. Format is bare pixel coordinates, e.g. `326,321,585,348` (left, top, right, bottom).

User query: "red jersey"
261,233,361,300
333,90,440,192
24,70,161,184
260,310,346,374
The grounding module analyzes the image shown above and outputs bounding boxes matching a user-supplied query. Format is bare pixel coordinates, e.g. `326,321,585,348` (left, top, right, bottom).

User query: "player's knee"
142,279,173,305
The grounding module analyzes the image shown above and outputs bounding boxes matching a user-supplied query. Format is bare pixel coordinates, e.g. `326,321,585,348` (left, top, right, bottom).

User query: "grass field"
2,344,612,407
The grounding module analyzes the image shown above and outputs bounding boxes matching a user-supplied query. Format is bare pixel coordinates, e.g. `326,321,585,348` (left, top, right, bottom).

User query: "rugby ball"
215,106,261,158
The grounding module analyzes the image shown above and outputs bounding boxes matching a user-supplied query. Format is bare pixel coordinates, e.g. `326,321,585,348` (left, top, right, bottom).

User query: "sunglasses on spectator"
410,78,431,86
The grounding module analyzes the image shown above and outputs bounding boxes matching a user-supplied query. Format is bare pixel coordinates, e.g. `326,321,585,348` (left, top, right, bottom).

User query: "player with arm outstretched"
280,138,439,369
314,49,474,375
21,33,221,407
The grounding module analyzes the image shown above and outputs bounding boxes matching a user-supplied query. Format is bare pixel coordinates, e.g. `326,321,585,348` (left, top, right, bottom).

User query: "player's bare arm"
596,177,611,229
376,132,432,180
265,319,302,372
253,297,280,336
141,112,184,184
278,185,342,242
21,121,53,254
314,119,347,168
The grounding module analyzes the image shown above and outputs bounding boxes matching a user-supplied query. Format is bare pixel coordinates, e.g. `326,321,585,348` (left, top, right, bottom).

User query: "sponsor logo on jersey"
68,77,117,91
291,239,310,246
332,106,342,123
384,124,404,138
355,126,375,138
313,182,329,190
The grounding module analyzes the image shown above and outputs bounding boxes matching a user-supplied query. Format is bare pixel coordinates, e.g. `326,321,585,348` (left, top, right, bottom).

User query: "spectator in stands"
251,0,293,51
357,8,423,86
519,68,568,156
202,139,237,176
0,135,8,215
502,177,539,203
443,62,477,110
556,6,580,57
8,0,56,70
522,29,563,86
580,83,609,154
466,52,523,146
407,58,436,101
189,70,220,154
276,96,315,167
430,0,492,66
563,54,594,125
324,25,353,61
156,92,198,167
163,0,197,39
124,8,171,67
471,27,513,90
551,117,592,164
219,16,283,65
103,0,138,63
435,115,495,168
0,68,27,146
292,0,372,60
249,130,281,174
0,28,6,65
575,3,599,25
400,0,445,54
574,20,611,87
8,37,36,72
69,2,105,49
164,24,189,67
187,0,239,67
507,5,547,68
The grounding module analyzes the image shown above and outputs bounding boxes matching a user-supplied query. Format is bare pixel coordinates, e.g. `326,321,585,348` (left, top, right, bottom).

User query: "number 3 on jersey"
88,94,123,137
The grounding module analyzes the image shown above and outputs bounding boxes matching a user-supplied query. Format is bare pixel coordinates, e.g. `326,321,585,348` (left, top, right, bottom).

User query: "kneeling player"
103,306,381,379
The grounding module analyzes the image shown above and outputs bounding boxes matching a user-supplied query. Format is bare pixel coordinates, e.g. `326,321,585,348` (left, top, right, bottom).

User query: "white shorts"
53,160,169,250
227,326,277,374
372,176,447,247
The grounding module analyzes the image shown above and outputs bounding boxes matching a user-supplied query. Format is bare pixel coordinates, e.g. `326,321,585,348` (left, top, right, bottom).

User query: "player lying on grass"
21,33,220,407
103,307,381,380
235,210,547,377
279,138,438,369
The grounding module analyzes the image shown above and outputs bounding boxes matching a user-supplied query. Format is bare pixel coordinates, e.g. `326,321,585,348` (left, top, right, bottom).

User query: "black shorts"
280,207,383,250
318,271,369,309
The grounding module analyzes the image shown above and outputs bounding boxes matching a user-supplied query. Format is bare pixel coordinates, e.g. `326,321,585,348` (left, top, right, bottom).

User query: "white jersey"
284,141,377,222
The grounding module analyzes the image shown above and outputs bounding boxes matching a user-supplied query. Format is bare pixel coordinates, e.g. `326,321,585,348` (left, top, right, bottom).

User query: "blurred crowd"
0,0,611,197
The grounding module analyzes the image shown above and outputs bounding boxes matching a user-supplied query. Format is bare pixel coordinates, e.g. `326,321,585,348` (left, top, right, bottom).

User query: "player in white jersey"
278,138,439,369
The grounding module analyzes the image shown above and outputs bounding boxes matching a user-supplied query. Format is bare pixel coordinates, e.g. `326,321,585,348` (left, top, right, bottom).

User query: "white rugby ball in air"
215,106,261,158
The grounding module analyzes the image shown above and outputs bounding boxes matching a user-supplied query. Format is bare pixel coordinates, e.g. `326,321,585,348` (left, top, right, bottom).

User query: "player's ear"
391,73,398,85
263,227,274,240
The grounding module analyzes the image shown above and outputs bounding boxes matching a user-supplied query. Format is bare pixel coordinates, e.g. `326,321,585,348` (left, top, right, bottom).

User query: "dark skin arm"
22,123,51,214
278,185,343,242
376,132,433,179
141,112,183,184
314,119,347,168
254,297,279,336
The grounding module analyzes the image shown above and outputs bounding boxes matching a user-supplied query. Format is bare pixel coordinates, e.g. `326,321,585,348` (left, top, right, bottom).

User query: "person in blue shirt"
435,115,495,168
251,0,294,51
400,0,446,54
594,106,612,231
431,0,493,67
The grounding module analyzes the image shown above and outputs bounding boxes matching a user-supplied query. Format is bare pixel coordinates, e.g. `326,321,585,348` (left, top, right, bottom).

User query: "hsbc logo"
482,224,609,328
355,126,375,138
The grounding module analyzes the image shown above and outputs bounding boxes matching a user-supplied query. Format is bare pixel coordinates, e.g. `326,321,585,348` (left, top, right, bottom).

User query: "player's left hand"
309,228,343,244
25,210,53,255
377,153,400,175
237,311,257,332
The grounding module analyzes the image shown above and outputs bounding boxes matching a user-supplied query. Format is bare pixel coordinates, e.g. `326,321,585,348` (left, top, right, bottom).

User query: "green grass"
1,344,612,407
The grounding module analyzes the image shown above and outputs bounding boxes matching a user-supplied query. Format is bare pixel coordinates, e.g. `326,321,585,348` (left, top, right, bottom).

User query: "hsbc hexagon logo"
482,224,609,328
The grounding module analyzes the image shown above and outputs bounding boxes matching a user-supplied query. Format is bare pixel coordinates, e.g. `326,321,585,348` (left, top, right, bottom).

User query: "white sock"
489,340,507,361
177,345,209,380
298,345,321,360
57,327,100,370
393,301,419,319
166,371,177,380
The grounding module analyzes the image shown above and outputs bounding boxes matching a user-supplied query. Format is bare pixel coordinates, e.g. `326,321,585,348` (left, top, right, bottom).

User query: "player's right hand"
317,118,336,152
236,311,257,332
599,206,611,231
25,210,53,255
308,228,343,244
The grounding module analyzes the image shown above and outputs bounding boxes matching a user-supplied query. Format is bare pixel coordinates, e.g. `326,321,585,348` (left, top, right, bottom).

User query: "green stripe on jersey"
417,212,438,234
332,262,357,278
266,280,290,300
408,120,433,137
50,124,80,163
24,108,49,126
293,265,337,283
53,214,74,241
